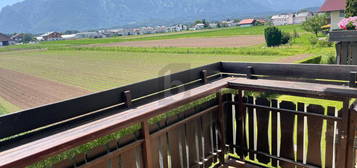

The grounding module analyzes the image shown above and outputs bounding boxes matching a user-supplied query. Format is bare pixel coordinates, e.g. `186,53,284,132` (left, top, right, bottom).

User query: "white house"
194,23,205,30
293,12,314,24
271,14,294,26
319,0,346,30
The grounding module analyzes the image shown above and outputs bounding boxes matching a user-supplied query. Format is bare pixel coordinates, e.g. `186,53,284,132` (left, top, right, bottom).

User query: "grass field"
0,24,335,114
0,50,290,92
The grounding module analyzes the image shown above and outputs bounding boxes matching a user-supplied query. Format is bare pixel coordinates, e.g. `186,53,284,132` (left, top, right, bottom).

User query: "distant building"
36,32,62,41
319,0,346,30
61,34,79,40
209,23,218,28
256,19,267,25
271,11,314,26
76,32,105,38
194,23,205,30
293,11,314,24
239,19,256,27
0,33,10,46
11,33,24,43
271,14,294,26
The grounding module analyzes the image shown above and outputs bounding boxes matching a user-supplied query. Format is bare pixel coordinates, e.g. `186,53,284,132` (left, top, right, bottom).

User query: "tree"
302,14,328,37
202,19,209,28
346,0,357,17
264,27,282,47
22,34,34,43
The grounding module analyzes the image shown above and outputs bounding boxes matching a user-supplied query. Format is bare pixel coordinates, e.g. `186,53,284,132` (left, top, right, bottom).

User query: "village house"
221,20,238,27
293,11,314,24
194,23,205,30
10,33,24,43
271,11,314,26
239,19,256,27
0,33,11,46
271,14,294,26
36,32,62,41
319,0,346,30
76,32,105,38
209,23,218,29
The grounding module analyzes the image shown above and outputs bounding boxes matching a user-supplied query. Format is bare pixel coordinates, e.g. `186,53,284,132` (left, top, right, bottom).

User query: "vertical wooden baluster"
346,103,357,168
306,104,324,166
217,91,226,165
297,102,305,165
326,106,336,168
141,121,153,168
236,90,247,161
255,97,270,164
271,99,278,167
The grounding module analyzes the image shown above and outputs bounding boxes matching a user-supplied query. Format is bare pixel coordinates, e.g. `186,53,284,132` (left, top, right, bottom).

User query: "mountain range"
0,0,324,33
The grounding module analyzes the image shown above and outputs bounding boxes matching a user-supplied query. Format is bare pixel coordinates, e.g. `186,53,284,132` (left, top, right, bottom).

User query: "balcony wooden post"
141,120,153,168
336,98,352,168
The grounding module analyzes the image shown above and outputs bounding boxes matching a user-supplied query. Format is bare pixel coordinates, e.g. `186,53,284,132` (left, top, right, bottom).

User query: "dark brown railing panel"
222,62,357,81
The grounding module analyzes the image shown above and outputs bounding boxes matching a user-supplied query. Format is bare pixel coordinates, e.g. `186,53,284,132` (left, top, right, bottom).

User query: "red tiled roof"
319,0,346,12
239,19,256,25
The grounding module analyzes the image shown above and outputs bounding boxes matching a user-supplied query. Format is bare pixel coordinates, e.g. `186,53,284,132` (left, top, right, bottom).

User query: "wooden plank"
0,63,221,140
341,42,349,65
217,91,226,164
271,99,278,167
186,118,201,167
336,42,341,64
202,111,215,167
235,91,247,160
0,78,232,168
120,147,138,168
167,126,184,168
279,101,296,168
255,97,270,164
350,42,357,65
228,78,357,99
326,107,336,168
222,62,357,81
247,96,255,160
297,103,305,164
225,94,234,153
306,104,324,166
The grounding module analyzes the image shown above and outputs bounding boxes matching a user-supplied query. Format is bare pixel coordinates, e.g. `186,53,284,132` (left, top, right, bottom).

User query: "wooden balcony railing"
1,62,357,168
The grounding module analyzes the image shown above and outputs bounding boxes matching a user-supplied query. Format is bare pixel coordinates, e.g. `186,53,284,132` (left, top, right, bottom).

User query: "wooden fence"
1,62,357,168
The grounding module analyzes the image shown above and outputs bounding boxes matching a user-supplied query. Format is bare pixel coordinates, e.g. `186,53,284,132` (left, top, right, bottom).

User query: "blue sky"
0,0,24,10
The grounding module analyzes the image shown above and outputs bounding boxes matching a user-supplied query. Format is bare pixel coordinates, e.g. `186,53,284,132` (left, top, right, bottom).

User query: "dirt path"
92,35,265,48
278,54,314,63
0,68,90,110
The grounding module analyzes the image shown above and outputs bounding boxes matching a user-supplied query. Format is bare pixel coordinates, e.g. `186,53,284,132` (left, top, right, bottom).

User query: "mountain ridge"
0,0,324,33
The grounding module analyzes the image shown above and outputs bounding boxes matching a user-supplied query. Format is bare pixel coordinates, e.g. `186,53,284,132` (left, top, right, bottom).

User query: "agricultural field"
0,24,336,114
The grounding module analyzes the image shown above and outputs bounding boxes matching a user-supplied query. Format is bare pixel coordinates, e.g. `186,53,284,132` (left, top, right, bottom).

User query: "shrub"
316,39,333,47
281,32,291,45
264,27,282,47
308,36,318,45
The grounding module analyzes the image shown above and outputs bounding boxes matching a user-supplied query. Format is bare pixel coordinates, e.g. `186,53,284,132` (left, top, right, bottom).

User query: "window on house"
340,10,345,17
